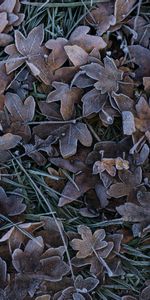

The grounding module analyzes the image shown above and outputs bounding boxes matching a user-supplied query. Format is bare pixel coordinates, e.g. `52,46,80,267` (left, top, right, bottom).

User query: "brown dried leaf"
5,25,53,84
47,81,82,120
64,45,89,66
82,88,106,117
59,122,92,158
0,187,26,216
107,167,142,199
69,25,106,52
114,0,136,23
112,92,135,112
0,222,43,252
24,135,57,166
71,229,122,277
85,2,115,36
70,225,107,259
5,92,35,141
0,132,21,150
59,169,97,207
82,57,123,94
93,157,129,177
128,45,150,80
46,37,68,70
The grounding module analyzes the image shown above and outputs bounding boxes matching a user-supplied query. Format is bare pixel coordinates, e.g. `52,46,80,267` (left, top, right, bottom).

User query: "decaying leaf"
85,2,115,36
107,167,142,201
81,56,123,94
114,0,136,23
54,275,99,300
5,24,53,84
59,169,97,207
71,226,123,277
0,186,26,216
69,25,106,51
47,81,82,120
5,92,35,142
93,157,129,177
128,45,150,80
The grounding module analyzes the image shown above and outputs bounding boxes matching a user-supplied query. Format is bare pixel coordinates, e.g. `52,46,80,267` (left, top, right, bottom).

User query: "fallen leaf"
107,167,142,200
47,81,82,120
5,92,35,141
0,132,21,150
0,186,26,216
59,169,97,207
85,2,115,36
69,25,106,52
82,56,123,94
64,45,89,66
114,0,136,23
5,24,53,84
128,45,150,80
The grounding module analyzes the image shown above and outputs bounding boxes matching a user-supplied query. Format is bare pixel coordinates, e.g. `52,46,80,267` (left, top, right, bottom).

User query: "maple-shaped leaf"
70,225,108,259
59,169,97,207
24,135,57,166
117,189,150,232
12,236,70,281
5,92,35,142
85,2,115,36
107,167,142,201
33,102,92,158
5,24,53,84
39,216,68,248
82,88,106,117
47,81,82,120
71,227,123,277
81,56,123,94
86,137,132,166
59,122,92,158
45,37,68,70
54,275,99,300
0,0,24,46
0,186,26,216
69,25,106,52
